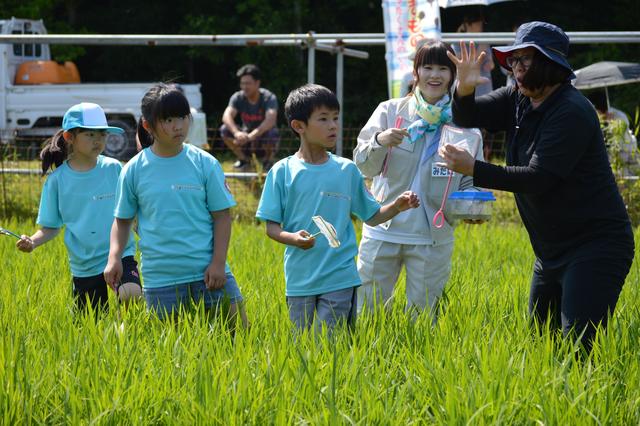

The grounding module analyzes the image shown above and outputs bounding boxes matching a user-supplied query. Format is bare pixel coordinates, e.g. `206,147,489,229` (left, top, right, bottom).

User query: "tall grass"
0,220,638,424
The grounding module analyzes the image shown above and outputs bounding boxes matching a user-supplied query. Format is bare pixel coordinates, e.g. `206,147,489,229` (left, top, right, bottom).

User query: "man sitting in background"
220,64,280,170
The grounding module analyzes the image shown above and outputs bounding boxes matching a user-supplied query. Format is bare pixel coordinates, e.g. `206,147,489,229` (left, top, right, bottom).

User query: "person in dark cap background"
438,21,635,354
452,8,494,97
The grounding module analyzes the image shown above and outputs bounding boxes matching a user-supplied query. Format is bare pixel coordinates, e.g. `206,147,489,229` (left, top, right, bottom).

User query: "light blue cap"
62,103,124,134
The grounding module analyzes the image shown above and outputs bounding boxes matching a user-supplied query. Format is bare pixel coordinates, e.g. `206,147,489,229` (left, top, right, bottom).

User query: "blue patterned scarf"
407,92,452,144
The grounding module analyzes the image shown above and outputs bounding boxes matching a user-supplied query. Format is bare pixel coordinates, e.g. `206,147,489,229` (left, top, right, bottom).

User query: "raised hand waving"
446,41,492,97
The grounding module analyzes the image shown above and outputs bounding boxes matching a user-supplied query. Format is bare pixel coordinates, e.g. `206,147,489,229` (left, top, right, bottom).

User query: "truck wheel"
103,119,137,161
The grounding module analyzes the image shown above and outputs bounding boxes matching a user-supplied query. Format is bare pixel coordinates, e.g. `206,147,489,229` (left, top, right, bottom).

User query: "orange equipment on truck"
15,60,81,85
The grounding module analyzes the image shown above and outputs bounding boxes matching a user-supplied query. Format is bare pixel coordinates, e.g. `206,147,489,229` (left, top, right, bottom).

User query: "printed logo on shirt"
431,165,452,177
321,191,351,201
240,110,265,125
171,184,204,191
93,193,115,201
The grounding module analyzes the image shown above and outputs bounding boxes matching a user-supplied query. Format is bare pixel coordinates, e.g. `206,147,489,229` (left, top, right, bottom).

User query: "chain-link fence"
0,128,508,221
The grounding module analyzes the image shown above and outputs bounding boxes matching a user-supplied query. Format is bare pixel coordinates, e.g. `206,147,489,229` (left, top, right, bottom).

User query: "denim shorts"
286,286,357,332
143,272,243,319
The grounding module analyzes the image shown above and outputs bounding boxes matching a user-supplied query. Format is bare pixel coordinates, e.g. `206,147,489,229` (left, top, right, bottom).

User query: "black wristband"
374,132,383,147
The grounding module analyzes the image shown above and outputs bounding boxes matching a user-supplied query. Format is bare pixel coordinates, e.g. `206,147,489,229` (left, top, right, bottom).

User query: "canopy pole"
307,31,315,84
336,46,344,156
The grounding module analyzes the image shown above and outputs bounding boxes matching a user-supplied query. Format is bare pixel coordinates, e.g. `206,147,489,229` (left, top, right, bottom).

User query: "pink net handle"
381,116,404,178
432,172,454,229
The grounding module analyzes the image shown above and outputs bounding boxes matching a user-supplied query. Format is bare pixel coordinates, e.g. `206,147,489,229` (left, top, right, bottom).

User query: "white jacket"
354,96,484,246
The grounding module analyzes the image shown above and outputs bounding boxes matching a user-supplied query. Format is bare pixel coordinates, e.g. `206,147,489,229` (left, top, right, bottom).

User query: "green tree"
3,0,639,128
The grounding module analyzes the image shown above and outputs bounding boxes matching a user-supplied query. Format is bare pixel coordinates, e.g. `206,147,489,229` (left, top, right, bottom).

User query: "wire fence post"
336,46,344,157
1,144,7,218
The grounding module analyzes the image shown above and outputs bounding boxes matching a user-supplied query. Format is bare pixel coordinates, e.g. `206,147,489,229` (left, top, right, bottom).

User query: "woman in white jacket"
354,40,484,315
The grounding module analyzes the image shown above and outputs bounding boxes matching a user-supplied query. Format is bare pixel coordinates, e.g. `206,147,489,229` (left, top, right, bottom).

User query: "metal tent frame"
2,31,640,155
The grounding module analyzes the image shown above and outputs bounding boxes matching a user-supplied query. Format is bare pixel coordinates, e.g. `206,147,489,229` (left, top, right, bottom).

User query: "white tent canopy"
438,0,518,7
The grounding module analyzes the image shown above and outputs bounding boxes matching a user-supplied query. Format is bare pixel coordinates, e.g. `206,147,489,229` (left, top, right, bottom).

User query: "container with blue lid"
447,191,496,220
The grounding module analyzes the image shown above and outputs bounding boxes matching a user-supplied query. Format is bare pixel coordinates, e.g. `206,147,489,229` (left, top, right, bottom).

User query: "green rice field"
1,216,639,424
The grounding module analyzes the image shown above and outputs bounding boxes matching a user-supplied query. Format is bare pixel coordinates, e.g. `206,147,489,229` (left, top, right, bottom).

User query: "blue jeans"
144,273,243,320
286,287,357,332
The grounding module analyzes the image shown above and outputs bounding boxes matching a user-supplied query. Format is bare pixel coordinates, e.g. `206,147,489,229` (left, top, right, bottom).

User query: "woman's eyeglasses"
506,55,533,69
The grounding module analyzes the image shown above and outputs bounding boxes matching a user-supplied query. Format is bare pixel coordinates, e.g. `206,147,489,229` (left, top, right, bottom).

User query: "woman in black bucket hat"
438,21,634,354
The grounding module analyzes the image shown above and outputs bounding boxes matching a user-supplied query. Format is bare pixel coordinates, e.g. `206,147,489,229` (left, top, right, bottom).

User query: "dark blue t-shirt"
229,88,278,131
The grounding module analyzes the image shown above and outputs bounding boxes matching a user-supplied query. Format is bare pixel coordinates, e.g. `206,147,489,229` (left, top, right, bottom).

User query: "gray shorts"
286,286,357,332
219,124,280,146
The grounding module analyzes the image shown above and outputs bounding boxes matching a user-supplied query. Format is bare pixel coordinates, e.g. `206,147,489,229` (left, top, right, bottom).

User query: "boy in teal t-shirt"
256,84,419,331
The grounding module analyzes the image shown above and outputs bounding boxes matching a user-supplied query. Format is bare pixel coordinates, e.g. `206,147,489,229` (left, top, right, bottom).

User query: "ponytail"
136,117,154,149
40,130,68,175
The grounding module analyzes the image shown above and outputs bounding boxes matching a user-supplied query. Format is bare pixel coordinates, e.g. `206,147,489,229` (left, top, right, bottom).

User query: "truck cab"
1,18,50,84
0,18,208,160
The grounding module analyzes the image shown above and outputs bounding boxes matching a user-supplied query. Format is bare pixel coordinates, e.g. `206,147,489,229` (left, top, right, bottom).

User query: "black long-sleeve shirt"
453,84,634,265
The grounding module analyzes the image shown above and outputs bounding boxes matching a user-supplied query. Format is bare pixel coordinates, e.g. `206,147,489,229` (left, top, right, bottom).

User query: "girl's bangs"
417,44,452,68
155,91,191,120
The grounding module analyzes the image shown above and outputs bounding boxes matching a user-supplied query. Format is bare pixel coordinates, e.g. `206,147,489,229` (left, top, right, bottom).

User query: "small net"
311,215,340,248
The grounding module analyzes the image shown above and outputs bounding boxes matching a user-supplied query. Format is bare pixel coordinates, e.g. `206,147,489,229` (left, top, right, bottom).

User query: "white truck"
0,18,207,160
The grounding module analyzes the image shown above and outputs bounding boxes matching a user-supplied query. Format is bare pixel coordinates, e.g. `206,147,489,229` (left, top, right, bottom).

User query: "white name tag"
431,165,452,177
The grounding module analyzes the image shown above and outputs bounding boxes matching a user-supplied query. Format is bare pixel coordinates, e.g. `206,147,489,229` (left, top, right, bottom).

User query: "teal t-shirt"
36,155,135,277
256,153,380,296
114,144,236,288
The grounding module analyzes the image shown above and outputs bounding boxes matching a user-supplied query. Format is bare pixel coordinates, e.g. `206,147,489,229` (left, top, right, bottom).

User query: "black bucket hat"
492,21,575,79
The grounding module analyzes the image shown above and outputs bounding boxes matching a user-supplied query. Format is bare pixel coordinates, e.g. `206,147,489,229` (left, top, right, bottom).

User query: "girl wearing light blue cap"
355,41,486,317
104,84,248,329
16,102,142,312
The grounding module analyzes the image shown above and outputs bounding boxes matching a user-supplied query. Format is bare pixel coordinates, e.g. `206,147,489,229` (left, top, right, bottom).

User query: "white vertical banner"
382,0,442,99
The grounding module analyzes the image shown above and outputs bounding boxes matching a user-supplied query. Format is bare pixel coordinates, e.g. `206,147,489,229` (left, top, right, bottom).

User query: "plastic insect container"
447,191,496,221
438,125,482,158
